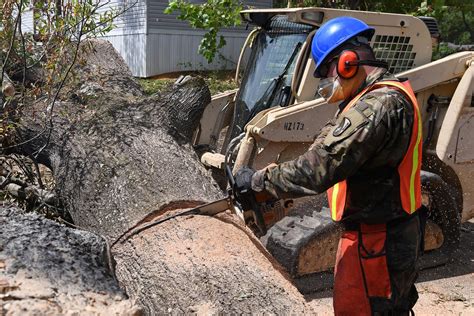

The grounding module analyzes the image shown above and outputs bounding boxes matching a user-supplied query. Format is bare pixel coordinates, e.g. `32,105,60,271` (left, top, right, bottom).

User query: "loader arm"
193,89,237,153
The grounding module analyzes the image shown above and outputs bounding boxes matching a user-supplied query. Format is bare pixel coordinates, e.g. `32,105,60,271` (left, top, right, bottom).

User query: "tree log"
0,206,139,315
2,40,312,314
114,213,309,314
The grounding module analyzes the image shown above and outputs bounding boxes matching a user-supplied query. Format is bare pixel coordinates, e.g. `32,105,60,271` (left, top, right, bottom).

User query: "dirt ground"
304,219,474,315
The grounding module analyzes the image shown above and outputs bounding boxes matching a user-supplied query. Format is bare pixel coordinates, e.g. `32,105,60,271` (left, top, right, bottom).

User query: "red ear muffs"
337,50,359,79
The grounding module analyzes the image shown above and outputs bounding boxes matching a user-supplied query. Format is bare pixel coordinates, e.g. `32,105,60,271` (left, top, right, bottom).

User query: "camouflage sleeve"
251,89,403,200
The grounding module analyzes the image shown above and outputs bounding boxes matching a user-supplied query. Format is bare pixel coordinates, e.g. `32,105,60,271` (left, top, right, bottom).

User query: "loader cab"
227,7,435,143
227,15,314,141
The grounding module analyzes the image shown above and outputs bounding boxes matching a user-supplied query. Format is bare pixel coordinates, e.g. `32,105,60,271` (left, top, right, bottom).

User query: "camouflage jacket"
251,74,415,224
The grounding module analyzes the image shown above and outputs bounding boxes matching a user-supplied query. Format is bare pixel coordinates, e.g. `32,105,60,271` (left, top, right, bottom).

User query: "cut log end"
113,214,311,314
0,206,140,314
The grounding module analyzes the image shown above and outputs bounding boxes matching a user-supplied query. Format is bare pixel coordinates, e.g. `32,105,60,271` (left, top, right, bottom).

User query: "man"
235,17,424,315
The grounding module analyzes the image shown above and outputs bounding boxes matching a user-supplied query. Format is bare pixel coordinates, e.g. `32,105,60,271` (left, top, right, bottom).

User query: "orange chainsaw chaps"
334,225,391,315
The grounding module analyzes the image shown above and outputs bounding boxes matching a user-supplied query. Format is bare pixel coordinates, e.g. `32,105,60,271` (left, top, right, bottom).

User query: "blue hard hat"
312,17,375,77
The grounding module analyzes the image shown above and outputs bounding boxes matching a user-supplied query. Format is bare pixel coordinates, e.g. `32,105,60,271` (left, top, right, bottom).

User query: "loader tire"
420,171,461,267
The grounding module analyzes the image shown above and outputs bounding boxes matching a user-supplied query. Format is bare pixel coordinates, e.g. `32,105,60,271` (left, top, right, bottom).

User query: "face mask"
317,76,345,103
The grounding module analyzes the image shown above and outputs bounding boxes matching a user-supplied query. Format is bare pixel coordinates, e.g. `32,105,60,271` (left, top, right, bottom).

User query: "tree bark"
2,40,312,313
0,206,139,315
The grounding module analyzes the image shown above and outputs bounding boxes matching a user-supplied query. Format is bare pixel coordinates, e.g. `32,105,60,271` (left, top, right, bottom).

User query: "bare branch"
34,9,87,159
16,0,27,99
1,1,21,104
1,176,57,206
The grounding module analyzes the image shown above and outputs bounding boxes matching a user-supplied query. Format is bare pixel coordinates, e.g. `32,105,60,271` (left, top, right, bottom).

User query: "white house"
21,0,273,77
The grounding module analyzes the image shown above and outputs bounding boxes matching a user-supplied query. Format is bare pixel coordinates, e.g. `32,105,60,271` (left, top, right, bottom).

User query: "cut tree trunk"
2,40,312,314
0,206,139,315
114,213,309,314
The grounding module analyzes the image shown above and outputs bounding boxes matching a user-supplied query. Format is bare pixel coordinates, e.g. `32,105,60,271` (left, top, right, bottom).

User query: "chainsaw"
188,147,296,234
178,174,294,236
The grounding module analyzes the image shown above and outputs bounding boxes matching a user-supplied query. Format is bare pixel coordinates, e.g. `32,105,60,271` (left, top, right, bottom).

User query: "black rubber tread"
419,170,461,268
293,271,335,294
265,207,337,277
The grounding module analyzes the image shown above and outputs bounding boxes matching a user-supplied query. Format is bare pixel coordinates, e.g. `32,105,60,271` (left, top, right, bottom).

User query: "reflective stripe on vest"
327,80,422,221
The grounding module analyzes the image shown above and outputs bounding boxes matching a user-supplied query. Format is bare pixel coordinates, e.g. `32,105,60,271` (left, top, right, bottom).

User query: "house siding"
147,0,271,31
142,0,272,77
20,7,34,34
147,0,200,30
22,0,273,77
145,30,247,75
19,0,146,37
105,33,148,77
99,0,147,35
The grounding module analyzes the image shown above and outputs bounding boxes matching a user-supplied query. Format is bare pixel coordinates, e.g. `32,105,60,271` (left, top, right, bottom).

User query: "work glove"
234,166,266,235
233,166,256,211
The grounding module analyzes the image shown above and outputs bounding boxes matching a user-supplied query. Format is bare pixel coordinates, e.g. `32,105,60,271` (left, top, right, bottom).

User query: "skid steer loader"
192,7,474,284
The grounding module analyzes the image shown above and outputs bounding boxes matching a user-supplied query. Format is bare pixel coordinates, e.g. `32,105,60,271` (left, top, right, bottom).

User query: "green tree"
164,0,243,64
1,0,119,107
420,0,473,44
417,1,473,59
1,0,125,211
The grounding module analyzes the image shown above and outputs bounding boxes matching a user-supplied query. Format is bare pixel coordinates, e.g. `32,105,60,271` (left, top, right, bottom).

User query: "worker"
235,16,425,315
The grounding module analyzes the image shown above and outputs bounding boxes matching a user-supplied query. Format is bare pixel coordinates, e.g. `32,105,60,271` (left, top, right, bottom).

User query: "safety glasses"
315,55,339,78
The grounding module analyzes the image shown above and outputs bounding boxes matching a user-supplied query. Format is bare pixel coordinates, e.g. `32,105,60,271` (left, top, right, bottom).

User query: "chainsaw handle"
228,166,268,236
225,163,236,189
249,194,267,236
223,133,272,236
224,133,245,189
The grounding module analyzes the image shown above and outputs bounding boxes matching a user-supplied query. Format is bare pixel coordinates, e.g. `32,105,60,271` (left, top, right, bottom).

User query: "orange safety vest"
327,80,422,222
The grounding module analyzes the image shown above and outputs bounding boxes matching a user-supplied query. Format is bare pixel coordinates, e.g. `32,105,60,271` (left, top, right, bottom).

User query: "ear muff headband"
336,50,390,79
337,50,359,79
315,51,389,78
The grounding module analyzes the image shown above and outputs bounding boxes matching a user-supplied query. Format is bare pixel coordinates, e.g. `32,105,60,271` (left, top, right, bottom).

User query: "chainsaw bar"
189,196,233,216
117,197,234,244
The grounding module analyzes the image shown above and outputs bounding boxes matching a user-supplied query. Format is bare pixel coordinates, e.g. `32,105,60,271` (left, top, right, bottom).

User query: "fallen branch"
0,176,56,205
